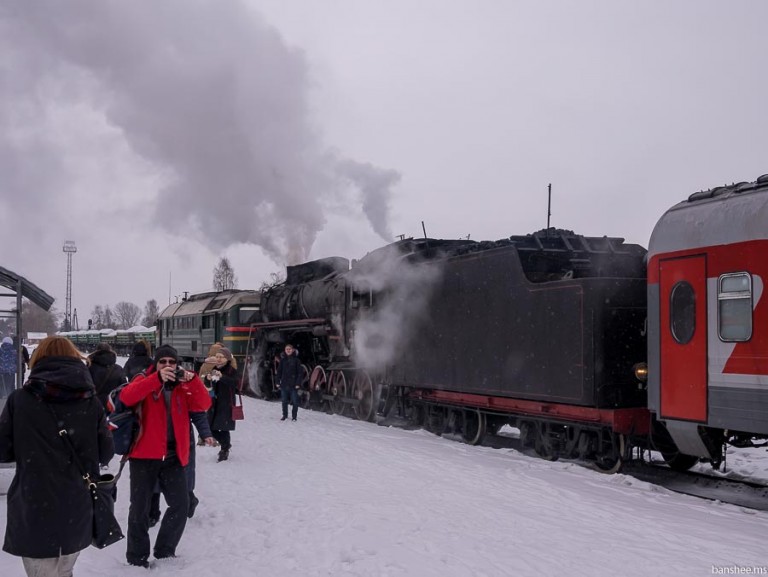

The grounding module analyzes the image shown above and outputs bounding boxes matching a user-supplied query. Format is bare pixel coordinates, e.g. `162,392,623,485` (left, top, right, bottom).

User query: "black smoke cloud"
0,0,396,264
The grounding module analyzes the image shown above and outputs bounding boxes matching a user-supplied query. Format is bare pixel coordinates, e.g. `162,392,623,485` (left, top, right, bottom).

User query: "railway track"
620,461,768,511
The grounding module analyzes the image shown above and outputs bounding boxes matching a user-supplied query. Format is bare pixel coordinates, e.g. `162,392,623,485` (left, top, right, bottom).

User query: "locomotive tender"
248,172,768,472
250,232,649,471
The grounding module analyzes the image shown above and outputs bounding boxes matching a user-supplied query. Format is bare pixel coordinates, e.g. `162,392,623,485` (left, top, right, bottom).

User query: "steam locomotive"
245,172,768,472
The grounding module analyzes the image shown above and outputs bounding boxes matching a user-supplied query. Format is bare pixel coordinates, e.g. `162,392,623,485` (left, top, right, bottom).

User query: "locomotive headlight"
633,362,648,382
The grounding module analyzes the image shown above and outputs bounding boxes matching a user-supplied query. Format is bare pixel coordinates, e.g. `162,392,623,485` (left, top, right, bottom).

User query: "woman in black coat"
88,343,127,409
203,347,238,462
0,336,114,576
123,339,153,381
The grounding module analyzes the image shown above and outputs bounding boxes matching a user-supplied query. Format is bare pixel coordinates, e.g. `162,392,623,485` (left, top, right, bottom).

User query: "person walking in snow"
87,342,127,409
276,343,303,421
203,346,239,461
124,339,153,381
0,336,17,398
119,344,213,567
0,336,114,577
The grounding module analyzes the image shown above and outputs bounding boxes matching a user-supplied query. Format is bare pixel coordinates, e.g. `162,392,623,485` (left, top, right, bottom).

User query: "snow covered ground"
2,388,768,576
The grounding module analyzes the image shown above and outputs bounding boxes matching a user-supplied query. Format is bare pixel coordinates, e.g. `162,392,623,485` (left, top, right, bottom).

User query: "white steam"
0,0,397,265
351,249,443,373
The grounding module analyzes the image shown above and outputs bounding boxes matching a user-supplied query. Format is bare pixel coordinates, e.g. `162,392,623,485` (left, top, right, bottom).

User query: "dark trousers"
281,387,299,419
0,373,14,398
127,457,189,563
212,430,231,449
150,441,196,518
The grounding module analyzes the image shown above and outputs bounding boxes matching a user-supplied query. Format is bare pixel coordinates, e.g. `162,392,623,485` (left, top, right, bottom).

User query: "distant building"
26,332,47,344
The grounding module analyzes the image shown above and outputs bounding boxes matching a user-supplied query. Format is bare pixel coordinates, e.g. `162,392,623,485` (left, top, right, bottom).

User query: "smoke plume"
350,246,443,372
0,0,397,265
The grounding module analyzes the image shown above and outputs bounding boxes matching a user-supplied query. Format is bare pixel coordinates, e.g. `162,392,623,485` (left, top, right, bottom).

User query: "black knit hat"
154,344,179,364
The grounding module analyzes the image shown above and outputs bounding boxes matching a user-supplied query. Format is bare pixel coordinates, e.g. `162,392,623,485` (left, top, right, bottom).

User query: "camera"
174,367,186,381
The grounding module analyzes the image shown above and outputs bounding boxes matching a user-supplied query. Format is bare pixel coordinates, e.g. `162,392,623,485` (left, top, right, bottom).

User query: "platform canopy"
0,265,55,311
0,265,55,390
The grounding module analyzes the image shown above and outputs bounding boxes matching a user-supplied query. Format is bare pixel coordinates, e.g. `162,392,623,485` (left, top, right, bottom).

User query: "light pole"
63,240,77,332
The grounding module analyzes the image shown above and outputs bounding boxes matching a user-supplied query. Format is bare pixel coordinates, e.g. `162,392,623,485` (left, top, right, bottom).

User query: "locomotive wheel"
660,450,699,472
329,370,348,415
534,423,559,461
424,406,446,436
594,434,626,474
652,420,699,472
309,366,328,411
352,371,375,422
298,364,311,409
406,403,425,427
461,409,486,445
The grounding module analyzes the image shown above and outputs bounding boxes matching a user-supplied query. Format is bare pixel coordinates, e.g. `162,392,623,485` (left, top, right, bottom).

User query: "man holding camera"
119,344,213,568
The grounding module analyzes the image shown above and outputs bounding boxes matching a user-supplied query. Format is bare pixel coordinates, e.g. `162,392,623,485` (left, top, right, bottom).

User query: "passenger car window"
718,272,752,341
670,281,695,345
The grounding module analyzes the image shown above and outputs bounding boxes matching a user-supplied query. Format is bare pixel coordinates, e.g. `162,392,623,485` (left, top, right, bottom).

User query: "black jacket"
0,356,114,558
276,351,304,388
88,349,127,408
207,363,238,432
124,350,152,381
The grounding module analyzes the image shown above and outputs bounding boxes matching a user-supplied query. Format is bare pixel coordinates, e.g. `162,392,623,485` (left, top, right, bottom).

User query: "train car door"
659,254,708,422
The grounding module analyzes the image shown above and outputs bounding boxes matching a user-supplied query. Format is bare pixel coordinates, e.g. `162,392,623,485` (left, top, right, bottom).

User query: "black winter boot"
187,492,199,518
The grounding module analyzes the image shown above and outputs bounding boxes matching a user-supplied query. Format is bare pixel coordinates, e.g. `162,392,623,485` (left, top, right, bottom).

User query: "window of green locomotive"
236,307,260,324
202,315,213,329
207,297,227,310
718,272,752,342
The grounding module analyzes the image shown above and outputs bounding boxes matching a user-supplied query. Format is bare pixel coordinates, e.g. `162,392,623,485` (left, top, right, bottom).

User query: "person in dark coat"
124,339,153,381
20,344,29,384
0,336,114,577
276,343,304,421
203,347,238,462
88,342,127,409
0,336,16,398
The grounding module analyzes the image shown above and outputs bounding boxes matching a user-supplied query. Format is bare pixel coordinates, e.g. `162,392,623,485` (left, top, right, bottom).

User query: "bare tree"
113,302,141,329
213,257,238,291
90,305,105,329
142,299,160,327
259,270,285,291
20,300,60,335
103,306,114,329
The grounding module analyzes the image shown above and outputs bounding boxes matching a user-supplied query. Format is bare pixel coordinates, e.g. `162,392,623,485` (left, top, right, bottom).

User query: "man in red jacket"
120,344,212,568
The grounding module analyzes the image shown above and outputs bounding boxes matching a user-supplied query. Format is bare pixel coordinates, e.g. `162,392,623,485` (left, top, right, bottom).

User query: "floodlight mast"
62,240,77,332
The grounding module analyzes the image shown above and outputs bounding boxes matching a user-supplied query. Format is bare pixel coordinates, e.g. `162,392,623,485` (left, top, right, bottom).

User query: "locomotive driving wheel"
329,370,348,415
461,409,487,445
594,434,626,474
299,364,311,409
352,371,375,422
309,366,328,411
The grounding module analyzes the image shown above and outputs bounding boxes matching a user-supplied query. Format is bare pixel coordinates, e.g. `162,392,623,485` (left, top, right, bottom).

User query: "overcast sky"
1,0,766,326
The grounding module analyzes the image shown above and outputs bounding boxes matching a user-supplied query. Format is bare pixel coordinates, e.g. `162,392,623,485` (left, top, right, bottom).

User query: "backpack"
106,382,141,455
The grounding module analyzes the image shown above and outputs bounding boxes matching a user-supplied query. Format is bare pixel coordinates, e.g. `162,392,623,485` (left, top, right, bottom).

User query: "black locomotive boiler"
247,229,650,471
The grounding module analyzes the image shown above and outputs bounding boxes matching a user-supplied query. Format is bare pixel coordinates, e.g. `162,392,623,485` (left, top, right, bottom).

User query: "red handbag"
232,393,244,421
